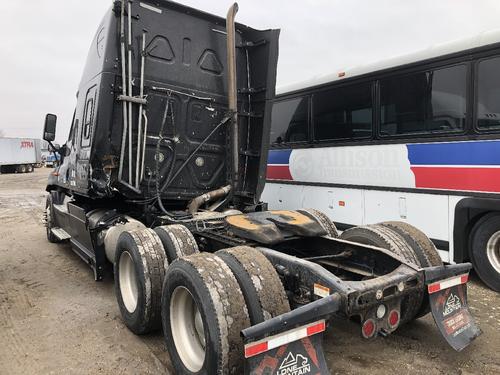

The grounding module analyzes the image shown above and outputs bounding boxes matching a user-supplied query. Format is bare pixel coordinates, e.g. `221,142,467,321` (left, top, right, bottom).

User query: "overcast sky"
1,0,500,142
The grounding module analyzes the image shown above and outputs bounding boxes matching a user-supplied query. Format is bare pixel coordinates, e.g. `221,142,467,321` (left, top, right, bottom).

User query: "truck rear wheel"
162,253,250,374
17,165,27,173
114,229,167,335
154,224,199,263
340,225,423,323
379,222,443,318
340,225,415,261
299,208,339,237
380,221,442,267
470,213,500,292
27,164,33,173
216,246,290,324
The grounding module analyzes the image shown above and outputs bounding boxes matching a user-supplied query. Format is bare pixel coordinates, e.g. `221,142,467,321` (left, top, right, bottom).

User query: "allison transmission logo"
276,352,311,375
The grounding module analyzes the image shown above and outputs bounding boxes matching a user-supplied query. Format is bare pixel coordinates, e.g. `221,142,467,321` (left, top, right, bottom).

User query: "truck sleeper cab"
42,1,481,373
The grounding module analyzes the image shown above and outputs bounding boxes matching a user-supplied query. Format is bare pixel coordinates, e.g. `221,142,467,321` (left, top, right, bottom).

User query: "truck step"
51,227,71,241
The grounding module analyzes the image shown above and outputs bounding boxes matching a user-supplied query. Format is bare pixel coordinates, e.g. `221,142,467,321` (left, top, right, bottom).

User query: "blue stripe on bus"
407,141,500,166
268,149,292,165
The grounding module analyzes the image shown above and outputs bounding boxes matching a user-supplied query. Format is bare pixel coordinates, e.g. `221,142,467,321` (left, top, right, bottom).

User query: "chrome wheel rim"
486,231,500,273
119,251,139,313
170,286,206,372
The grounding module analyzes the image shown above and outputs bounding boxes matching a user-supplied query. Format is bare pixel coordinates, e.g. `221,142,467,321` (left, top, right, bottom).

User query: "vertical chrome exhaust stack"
226,3,239,192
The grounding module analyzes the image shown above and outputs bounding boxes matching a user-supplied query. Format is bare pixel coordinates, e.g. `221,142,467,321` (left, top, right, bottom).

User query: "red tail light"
388,310,400,328
362,319,376,338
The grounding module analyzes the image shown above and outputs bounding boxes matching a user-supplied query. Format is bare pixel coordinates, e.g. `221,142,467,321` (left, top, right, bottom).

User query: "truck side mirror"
43,114,57,142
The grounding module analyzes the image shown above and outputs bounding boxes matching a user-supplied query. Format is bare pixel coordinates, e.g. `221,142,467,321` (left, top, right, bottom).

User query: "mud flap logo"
277,352,311,375
443,293,462,317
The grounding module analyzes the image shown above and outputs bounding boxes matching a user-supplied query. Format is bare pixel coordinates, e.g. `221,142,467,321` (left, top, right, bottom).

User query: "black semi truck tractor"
42,1,481,373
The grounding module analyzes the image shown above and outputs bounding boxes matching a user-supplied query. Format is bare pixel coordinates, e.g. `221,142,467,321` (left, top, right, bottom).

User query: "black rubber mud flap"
243,294,340,375
425,263,482,352
245,332,328,375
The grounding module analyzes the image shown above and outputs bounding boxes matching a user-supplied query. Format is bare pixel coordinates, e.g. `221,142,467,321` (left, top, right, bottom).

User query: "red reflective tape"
306,321,326,336
244,341,268,358
428,273,469,294
428,283,441,294
244,320,326,358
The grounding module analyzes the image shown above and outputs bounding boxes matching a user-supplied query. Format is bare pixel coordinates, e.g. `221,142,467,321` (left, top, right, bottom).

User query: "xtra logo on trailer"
21,141,34,149
276,352,311,375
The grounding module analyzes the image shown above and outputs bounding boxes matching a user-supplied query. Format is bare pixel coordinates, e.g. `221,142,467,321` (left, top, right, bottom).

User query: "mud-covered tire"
340,225,422,323
162,253,250,374
379,222,443,318
114,229,167,335
216,246,290,325
299,208,339,237
45,194,59,243
381,221,442,267
470,214,500,292
340,225,416,262
154,224,199,263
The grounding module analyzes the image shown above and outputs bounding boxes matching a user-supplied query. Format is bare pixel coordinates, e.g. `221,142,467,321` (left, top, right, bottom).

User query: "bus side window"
313,82,372,142
476,56,500,132
380,65,467,137
271,98,309,145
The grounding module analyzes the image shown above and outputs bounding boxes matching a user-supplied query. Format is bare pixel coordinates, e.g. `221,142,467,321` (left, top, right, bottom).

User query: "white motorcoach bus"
262,30,500,291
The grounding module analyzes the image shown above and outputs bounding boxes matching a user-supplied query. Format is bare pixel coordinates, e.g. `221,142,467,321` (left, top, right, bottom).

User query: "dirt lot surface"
0,168,498,374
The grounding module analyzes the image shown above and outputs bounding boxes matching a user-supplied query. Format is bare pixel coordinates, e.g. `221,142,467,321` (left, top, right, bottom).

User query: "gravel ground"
0,169,498,374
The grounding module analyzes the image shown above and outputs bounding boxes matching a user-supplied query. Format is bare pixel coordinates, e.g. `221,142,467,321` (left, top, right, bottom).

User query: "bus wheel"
114,229,167,334
217,246,290,324
162,253,250,374
340,225,422,323
470,213,500,292
299,208,339,237
154,224,199,263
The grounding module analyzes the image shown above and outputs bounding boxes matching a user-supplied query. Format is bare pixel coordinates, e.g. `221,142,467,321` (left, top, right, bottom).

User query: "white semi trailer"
0,137,42,173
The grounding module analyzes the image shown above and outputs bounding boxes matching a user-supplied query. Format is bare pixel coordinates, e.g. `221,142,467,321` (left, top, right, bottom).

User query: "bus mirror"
43,114,57,142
